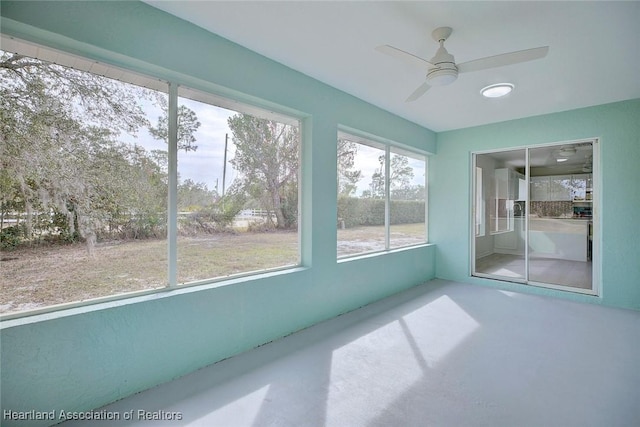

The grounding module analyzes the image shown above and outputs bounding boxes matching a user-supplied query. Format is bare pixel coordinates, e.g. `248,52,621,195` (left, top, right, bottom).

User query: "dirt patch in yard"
1,231,297,315
2,224,424,316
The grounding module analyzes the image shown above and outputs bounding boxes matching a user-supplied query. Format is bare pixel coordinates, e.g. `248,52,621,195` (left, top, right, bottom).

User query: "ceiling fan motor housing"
427,46,458,85
427,64,458,85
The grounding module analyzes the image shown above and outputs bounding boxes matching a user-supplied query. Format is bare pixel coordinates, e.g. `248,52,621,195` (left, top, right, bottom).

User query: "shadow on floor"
60,279,640,427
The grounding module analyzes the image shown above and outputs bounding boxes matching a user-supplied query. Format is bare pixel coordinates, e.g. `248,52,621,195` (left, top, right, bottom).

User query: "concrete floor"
476,253,592,289
61,279,640,427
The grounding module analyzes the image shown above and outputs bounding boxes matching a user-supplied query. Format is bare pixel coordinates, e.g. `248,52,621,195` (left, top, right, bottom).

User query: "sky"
177,97,238,194
5,43,424,200
125,90,424,198
122,95,238,194
351,143,426,196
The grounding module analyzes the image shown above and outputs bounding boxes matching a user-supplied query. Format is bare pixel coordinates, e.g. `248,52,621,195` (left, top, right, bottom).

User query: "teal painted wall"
431,99,640,310
0,2,436,426
3,1,639,425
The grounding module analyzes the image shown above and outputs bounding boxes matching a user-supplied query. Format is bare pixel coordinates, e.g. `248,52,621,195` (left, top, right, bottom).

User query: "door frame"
470,138,600,296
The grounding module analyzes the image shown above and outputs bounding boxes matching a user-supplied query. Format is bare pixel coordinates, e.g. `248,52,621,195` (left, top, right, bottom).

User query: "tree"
178,179,218,211
367,155,386,198
337,138,362,196
391,184,425,200
1,50,167,251
227,114,298,229
365,154,414,198
389,154,414,191
148,97,201,152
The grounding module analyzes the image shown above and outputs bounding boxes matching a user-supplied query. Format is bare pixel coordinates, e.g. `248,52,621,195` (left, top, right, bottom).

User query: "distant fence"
237,209,271,218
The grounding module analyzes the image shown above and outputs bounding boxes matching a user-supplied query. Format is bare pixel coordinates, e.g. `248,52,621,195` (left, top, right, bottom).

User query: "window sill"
0,266,309,328
337,243,434,264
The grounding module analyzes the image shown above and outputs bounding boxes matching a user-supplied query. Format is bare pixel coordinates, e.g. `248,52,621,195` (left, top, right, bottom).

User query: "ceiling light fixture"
557,158,568,163
559,146,577,157
481,83,514,98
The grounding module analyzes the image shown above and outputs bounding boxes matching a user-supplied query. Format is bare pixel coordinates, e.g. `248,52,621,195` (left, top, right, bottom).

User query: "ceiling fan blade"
457,46,549,74
405,81,431,102
376,45,435,68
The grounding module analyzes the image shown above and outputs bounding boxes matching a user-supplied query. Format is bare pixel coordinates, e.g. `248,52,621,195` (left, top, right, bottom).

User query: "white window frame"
475,166,485,237
337,129,428,259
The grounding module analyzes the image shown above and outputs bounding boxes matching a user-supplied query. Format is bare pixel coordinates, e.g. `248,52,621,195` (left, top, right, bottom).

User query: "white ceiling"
145,1,640,132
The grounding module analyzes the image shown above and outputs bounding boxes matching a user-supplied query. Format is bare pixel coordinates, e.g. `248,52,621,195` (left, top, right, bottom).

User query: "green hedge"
390,199,426,225
337,196,425,228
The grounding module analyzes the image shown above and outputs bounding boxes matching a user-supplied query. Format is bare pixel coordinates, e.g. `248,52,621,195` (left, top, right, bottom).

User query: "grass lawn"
1,223,425,315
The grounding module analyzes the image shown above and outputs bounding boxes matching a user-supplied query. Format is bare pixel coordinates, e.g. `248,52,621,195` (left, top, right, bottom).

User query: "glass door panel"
473,150,526,281
527,143,593,290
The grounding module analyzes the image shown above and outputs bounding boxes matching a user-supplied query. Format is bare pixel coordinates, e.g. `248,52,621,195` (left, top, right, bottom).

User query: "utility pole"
222,133,228,198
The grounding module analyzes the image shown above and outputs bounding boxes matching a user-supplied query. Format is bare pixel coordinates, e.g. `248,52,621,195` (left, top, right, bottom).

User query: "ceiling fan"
376,27,549,102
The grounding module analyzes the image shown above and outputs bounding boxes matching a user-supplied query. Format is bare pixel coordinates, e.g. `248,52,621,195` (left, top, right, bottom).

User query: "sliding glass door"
472,140,597,294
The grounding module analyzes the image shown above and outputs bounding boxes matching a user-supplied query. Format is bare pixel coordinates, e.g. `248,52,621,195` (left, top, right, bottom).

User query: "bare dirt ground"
1,232,297,314
1,224,424,315
337,223,425,256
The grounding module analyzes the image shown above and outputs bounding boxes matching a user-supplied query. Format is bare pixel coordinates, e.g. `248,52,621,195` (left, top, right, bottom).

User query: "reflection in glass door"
527,143,593,290
472,141,596,294
473,149,526,281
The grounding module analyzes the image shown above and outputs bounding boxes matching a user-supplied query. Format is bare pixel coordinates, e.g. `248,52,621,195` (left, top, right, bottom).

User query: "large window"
175,87,300,285
0,38,300,317
1,40,169,315
337,131,427,258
